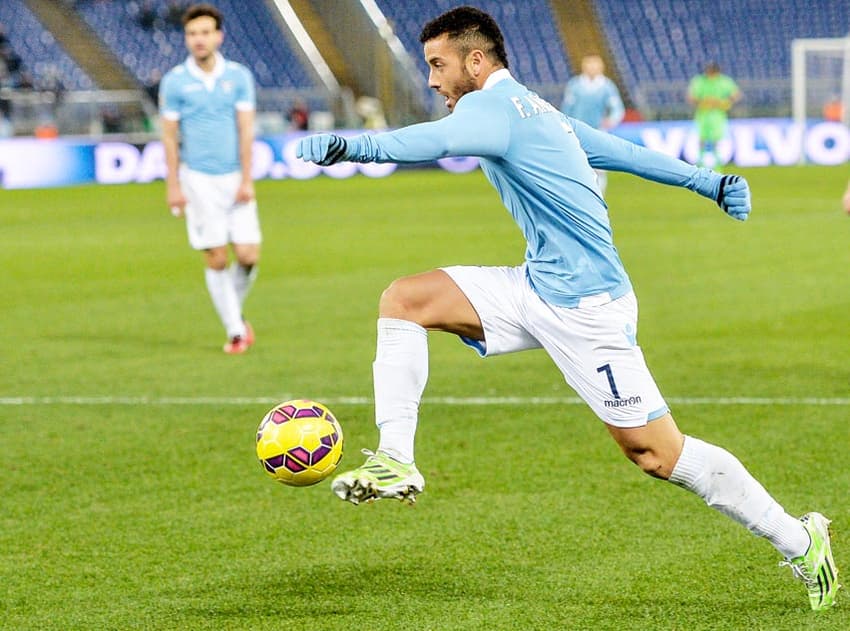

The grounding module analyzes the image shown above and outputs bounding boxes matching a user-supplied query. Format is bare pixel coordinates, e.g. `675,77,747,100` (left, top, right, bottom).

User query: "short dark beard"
452,69,478,105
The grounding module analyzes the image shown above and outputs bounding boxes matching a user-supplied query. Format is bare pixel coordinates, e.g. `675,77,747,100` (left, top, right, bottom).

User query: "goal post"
791,37,850,131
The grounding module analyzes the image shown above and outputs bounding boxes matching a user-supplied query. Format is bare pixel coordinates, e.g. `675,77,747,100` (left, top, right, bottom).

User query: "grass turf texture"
1,166,849,630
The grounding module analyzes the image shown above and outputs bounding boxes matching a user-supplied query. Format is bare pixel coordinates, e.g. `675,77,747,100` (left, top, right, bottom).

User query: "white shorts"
442,264,668,428
180,166,262,250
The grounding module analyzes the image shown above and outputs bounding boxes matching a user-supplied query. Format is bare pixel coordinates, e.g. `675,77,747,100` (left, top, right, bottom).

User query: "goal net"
791,37,850,129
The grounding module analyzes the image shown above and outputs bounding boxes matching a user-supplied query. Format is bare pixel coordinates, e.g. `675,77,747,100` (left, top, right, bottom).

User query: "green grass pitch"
1,165,849,630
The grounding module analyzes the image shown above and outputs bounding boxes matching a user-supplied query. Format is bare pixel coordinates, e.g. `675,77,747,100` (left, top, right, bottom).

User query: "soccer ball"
256,399,344,487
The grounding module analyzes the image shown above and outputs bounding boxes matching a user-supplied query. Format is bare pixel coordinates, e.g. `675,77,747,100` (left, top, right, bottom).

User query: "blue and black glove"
691,169,751,221
296,134,351,166
715,174,751,221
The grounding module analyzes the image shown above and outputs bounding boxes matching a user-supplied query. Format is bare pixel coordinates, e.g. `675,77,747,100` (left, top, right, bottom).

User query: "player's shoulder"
160,64,188,91
224,60,255,79
162,63,187,81
454,85,514,118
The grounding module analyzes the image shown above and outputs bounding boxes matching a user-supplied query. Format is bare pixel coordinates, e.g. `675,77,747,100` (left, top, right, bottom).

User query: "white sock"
669,436,810,559
204,267,246,339
230,262,257,308
373,317,428,464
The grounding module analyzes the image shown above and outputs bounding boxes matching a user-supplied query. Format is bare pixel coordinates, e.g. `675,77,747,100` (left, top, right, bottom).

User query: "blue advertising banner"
0,118,847,190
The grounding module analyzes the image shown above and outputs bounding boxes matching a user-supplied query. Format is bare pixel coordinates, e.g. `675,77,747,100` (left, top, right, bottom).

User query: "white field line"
1,396,849,406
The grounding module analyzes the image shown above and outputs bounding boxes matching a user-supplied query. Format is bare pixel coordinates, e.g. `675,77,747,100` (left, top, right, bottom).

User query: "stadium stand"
594,0,850,116
74,0,316,90
374,0,572,105
0,0,93,90
5,0,849,129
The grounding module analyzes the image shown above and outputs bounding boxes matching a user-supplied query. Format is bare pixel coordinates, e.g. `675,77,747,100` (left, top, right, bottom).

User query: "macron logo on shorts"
604,395,642,408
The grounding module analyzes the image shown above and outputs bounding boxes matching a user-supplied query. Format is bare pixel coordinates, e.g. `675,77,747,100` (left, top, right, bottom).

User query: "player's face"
184,16,223,63
582,56,603,78
424,35,478,113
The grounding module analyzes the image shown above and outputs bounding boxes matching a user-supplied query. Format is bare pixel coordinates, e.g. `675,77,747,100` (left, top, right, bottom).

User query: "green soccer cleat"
780,512,841,611
331,449,424,505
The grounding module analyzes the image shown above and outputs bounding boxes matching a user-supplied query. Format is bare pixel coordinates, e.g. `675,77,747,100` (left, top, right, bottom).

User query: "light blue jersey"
160,53,255,175
343,70,717,308
560,75,624,130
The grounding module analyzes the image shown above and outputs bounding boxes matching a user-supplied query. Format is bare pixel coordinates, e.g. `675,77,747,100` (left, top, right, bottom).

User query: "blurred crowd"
0,20,68,137
0,22,35,92
64,0,187,30
136,1,187,31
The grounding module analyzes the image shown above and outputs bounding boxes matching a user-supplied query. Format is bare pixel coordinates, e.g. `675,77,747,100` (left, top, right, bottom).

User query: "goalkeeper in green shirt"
687,62,740,168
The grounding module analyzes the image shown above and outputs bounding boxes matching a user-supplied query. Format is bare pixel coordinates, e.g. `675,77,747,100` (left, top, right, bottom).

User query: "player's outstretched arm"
570,117,751,221
297,95,509,166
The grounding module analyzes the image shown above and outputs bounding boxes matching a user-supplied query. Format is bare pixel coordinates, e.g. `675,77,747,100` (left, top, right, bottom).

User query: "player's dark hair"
419,6,509,69
183,3,223,30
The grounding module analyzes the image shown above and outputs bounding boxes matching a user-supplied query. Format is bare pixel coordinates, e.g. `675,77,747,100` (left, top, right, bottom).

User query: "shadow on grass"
169,560,504,624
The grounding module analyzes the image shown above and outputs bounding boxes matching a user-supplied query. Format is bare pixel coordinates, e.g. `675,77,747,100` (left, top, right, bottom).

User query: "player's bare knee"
236,254,258,268
205,254,228,270
379,278,421,320
234,245,259,267
626,448,674,480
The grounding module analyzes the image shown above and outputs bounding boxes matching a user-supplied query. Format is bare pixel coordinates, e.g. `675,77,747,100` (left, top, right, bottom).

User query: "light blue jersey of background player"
560,54,624,131
560,55,624,195
159,53,255,175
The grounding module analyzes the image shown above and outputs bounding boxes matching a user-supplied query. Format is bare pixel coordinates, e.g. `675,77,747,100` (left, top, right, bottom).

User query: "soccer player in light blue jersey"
160,4,261,354
560,54,624,195
297,6,838,610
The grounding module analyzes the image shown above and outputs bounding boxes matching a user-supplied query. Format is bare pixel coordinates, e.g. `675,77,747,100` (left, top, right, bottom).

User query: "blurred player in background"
160,3,260,354
687,62,740,169
287,97,310,131
560,54,624,195
297,6,839,611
